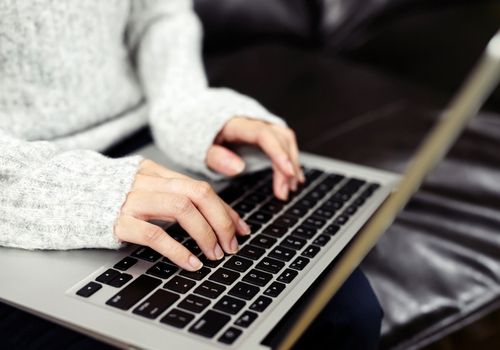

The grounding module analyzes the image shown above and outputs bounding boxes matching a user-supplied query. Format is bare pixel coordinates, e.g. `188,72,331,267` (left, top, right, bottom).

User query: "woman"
0,1,382,348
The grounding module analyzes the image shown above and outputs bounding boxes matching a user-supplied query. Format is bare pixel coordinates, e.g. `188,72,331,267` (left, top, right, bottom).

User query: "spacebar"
106,274,161,310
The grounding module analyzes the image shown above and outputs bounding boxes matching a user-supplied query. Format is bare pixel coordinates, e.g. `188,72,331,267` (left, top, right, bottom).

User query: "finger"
115,215,203,271
138,159,190,180
206,144,245,176
221,200,251,235
281,128,305,183
122,191,224,260
273,163,289,201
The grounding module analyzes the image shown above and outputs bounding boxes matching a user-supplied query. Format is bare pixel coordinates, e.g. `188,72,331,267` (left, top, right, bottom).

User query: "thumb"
206,144,246,176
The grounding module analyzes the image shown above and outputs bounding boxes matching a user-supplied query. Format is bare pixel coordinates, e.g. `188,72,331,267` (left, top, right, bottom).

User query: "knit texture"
0,0,284,250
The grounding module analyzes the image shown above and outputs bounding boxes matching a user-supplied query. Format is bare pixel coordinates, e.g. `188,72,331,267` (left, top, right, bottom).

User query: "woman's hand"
114,159,250,271
206,117,305,201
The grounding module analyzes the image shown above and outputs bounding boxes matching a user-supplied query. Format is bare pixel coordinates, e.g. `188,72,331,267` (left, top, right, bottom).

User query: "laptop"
0,30,498,350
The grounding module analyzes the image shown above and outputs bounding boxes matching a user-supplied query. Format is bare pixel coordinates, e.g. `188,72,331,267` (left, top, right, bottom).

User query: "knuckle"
195,181,213,199
220,218,236,234
140,159,155,169
172,195,192,214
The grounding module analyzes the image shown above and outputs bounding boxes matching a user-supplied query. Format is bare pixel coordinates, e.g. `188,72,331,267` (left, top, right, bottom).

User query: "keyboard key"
237,245,265,260
180,267,211,281
214,296,246,315
250,296,272,312
161,309,195,329
114,257,138,271
324,173,345,187
250,235,277,249
243,269,272,287
183,239,202,256
166,224,189,242
302,245,321,258
277,269,298,284
209,268,240,285
256,257,284,274
262,224,288,238
332,191,351,202
353,197,365,207
108,273,133,288
322,198,344,210
292,225,317,240
324,224,340,236
200,255,225,268
334,215,349,225
261,200,284,214
245,192,268,204
229,282,260,300
132,246,162,262
248,211,273,224
264,282,286,297
285,205,308,218
303,216,326,229
178,294,211,314
106,274,161,310
273,215,298,228
269,246,296,262
218,327,243,345
147,261,178,279
219,185,245,204
281,236,307,250
344,205,357,215
313,208,335,219
290,256,310,271
194,281,226,299
341,178,365,194
96,269,120,284
189,310,231,338
235,311,258,328
247,221,262,234
164,276,196,294
305,169,323,182
234,201,257,215
224,256,253,273
237,234,251,245
296,196,316,208
76,282,102,298
133,289,179,319
313,235,331,247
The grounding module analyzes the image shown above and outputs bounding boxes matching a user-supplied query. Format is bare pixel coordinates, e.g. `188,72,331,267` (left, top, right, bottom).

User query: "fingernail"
230,159,245,175
285,160,295,176
238,218,251,235
280,182,289,200
290,178,298,191
230,236,239,253
189,255,203,270
214,243,224,260
299,170,306,183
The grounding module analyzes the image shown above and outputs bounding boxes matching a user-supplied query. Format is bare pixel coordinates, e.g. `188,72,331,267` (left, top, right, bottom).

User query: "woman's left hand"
206,117,305,201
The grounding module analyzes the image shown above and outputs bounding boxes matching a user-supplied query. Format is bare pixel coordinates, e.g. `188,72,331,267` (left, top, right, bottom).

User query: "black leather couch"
194,1,500,348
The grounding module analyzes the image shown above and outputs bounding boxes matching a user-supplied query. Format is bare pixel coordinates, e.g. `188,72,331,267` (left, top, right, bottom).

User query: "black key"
324,224,340,236
314,208,335,219
183,239,202,256
278,269,298,284
249,296,272,312
313,235,330,247
147,261,178,279
106,274,161,310
250,235,277,249
76,282,102,298
108,273,133,288
237,245,265,260
304,190,325,202
256,257,284,274
114,257,138,271
180,267,211,281
219,185,245,204
224,256,253,273
194,281,226,299
290,256,310,271
353,197,365,207
189,310,231,338
285,205,308,218
341,178,365,194
209,268,240,285
324,173,344,187
334,215,349,225
303,216,326,229
296,196,316,208
248,210,273,224
269,245,296,262
332,191,351,202
247,221,262,234
281,235,307,250
262,224,288,238
178,294,211,314
96,269,120,284
264,282,286,297
254,183,273,196
234,201,256,215
322,198,344,210
161,309,195,328
218,327,243,345
303,245,321,258
164,276,196,294
261,201,284,214
237,234,251,245
273,215,298,228
305,169,322,182
132,246,162,263
166,224,189,242
133,289,179,319
243,269,272,287
214,296,246,315
344,205,357,215
292,225,317,240
200,255,225,268
245,192,268,204
235,311,258,328
229,282,260,300
314,181,332,194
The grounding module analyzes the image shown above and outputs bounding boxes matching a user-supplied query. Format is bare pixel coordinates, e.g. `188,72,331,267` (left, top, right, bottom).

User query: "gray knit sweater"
0,0,283,251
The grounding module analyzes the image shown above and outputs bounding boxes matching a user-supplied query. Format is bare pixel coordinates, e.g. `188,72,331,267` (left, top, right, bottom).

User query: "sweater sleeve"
0,129,142,250
128,0,286,177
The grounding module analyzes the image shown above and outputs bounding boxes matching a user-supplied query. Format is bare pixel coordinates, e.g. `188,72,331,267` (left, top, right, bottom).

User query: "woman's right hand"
114,159,251,271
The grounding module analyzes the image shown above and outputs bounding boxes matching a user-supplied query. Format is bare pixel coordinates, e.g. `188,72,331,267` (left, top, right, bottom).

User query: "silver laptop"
1,30,498,350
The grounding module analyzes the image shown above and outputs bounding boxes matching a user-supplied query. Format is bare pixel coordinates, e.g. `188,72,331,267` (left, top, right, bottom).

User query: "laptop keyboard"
75,167,379,345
